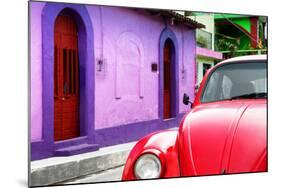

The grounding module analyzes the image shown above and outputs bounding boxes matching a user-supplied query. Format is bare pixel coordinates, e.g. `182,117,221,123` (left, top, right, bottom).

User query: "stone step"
54,144,99,156
54,136,89,150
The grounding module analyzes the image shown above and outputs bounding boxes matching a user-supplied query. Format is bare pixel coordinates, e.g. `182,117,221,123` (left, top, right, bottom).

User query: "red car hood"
179,99,267,176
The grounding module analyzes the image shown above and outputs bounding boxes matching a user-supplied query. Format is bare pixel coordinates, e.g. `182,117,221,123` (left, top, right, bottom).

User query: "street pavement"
57,127,179,185
60,165,124,185
31,127,179,186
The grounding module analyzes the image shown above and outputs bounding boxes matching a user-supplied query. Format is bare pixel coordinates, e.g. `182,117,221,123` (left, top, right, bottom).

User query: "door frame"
41,3,95,145
159,27,179,120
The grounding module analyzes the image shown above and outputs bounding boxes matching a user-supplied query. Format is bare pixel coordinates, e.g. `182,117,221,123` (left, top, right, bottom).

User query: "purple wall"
30,2,46,141
30,2,195,143
87,6,196,129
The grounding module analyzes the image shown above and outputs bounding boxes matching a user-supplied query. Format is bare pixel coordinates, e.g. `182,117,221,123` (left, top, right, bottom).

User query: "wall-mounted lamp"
97,59,103,72
151,62,158,72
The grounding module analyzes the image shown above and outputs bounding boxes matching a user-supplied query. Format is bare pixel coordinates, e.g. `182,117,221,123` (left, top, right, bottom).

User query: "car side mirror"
195,84,199,94
183,93,193,107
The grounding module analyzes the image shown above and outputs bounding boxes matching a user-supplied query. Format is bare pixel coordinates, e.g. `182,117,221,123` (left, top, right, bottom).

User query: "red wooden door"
163,41,172,119
54,15,80,141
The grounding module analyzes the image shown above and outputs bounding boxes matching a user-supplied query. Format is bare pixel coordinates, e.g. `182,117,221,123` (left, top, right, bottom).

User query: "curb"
30,142,136,186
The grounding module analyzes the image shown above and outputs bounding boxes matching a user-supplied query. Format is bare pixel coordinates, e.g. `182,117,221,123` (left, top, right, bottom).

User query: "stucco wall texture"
30,2,196,141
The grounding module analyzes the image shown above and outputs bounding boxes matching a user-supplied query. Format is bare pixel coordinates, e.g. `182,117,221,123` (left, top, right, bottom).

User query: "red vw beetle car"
122,55,267,180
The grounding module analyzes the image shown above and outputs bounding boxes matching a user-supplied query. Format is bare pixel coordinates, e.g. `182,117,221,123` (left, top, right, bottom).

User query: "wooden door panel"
54,15,80,141
163,41,172,119
163,90,171,119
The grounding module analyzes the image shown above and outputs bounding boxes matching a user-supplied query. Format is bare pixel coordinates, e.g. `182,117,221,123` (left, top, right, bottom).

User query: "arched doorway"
36,3,96,160
159,28,179,120
54,14,80,141
163,39,175,119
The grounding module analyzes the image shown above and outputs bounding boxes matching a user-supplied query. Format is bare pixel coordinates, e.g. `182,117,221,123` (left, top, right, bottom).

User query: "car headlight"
134,153,162,179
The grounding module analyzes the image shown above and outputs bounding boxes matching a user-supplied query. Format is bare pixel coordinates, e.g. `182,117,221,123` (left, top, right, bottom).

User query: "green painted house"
214,14,267,59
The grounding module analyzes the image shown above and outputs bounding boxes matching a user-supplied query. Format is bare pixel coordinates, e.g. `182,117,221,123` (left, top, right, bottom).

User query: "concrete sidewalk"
61,165,125,185
30,141,136,187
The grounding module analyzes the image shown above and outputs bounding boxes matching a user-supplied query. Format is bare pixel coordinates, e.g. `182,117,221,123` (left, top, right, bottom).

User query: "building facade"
214,14,267,58
30,2,203,160
189,13,223,87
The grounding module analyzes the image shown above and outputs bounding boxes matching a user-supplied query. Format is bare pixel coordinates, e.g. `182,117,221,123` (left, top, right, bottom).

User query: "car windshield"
201,61,267,103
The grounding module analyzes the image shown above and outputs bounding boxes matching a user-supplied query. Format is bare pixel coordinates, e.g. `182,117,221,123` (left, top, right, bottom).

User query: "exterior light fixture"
97,59,103,72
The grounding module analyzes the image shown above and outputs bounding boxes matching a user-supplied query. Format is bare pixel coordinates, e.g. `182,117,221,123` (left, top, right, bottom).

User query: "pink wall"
196,46,223,59
30,3,196,140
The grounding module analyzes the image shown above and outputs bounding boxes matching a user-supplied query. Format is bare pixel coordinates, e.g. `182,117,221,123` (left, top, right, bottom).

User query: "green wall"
232,18,251,33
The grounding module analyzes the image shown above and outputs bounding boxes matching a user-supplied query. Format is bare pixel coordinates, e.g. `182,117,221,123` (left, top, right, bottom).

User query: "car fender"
122,130,181,180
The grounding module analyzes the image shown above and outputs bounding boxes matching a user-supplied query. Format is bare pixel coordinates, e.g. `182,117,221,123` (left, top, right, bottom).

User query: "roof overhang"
147,10,205,29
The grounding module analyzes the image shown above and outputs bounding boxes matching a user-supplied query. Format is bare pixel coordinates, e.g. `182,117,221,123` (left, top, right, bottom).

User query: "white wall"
190,14,215,50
